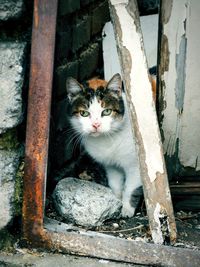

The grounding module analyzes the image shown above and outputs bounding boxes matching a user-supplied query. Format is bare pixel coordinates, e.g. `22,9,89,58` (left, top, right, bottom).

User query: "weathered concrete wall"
0,130,23,230
0,0,31,234
0,42,26,134
0,0,25,21
158,0,200,178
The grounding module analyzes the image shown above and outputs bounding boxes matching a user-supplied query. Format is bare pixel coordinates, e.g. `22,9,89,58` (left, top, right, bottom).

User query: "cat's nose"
92,122,101,129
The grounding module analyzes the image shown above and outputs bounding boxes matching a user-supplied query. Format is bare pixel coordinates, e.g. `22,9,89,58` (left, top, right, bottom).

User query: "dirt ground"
46,196,200,250
94,211,200,249
1,204,199,267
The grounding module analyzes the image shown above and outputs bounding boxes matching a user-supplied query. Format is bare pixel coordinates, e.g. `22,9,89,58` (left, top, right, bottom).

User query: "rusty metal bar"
22,0,58,243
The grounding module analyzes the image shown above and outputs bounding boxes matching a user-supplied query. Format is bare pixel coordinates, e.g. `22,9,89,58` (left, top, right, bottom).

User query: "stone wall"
0,0,32,245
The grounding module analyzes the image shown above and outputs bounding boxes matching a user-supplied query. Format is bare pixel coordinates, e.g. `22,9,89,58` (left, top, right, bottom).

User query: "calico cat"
66,74,143,218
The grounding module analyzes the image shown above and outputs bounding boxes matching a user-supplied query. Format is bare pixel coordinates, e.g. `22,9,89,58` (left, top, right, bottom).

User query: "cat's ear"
66,77,83,100
107,73,122,95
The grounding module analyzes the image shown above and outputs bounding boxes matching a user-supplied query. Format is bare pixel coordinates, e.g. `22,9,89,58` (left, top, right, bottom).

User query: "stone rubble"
53,177,122,227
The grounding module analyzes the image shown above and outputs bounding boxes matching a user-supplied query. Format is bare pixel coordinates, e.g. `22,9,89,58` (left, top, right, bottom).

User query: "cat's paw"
121,204,136,218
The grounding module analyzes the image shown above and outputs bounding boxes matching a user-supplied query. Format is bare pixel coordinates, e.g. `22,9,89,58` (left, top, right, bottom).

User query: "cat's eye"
102,109,112,116
80,110,90,117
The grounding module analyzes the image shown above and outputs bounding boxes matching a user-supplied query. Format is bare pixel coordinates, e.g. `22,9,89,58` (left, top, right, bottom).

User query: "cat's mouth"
89,129,101,137
90,131,101,137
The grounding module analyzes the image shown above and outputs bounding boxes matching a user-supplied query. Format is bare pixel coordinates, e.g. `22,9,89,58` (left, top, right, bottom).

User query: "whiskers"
101,125,123,148
61,123,122,156
101,127,121,149
63,127,86,155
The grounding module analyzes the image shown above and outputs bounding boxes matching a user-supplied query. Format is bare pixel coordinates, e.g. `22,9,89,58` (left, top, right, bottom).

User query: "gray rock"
0,42,26,134
0,132,22,230
53,177,122,227
0,0,24,21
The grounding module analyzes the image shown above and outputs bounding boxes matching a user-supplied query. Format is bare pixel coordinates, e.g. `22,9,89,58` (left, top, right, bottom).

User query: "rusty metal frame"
22,0,200,266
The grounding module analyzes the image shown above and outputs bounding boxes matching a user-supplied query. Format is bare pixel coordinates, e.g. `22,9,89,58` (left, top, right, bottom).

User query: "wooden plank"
170,183,200,194
44,218,200,267
170,179,200,209
108,0,177,244
172,196,200,211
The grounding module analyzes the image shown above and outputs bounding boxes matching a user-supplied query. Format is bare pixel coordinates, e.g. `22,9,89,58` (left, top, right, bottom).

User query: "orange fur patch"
87,76,156,102
87,79,107,90
150,75,156,103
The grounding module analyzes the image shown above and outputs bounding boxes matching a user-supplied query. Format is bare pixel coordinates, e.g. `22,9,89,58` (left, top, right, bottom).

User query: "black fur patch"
130,186,143,209
70,84,125,118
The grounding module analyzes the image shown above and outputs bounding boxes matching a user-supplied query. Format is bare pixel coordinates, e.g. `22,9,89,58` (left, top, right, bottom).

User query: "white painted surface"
102,22,121,80
102,15,158,80
108,0,164,183
140,14,158,68
161,0,200,171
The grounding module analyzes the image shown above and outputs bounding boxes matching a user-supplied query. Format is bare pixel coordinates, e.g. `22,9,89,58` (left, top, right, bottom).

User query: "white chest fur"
84,115,136,168
84,103,142,218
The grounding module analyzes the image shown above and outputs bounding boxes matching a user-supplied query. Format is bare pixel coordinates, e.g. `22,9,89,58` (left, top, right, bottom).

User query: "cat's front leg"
106,166,124,200
121,170,142,218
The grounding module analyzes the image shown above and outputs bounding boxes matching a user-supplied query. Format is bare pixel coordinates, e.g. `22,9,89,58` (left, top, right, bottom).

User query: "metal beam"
22,0,58,243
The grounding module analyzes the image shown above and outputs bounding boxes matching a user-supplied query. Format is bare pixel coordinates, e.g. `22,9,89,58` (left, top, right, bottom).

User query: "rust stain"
34,0,39,28
35,149,46,162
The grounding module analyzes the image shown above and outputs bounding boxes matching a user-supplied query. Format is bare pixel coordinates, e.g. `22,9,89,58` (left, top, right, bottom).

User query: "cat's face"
66,74,125,137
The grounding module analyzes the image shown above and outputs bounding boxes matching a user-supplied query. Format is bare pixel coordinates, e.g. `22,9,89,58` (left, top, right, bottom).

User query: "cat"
66,73,143,218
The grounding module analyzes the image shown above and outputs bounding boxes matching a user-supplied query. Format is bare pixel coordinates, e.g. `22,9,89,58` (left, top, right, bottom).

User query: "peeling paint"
152,203,170,245
110,0,164,183
152,203,164,244
126,0,140,34
165,115,181,157
175,36,187,112
160,0,200,174
162,0,173,24
109,0,176,245
161,35,169,74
